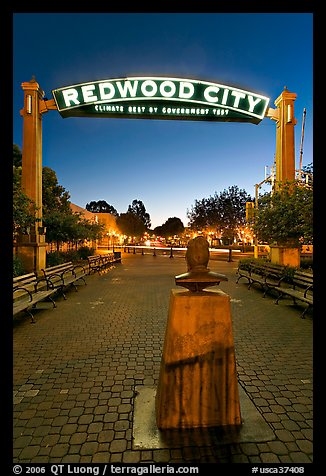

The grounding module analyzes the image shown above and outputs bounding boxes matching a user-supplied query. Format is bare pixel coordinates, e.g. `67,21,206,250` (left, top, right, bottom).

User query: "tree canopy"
85,200,118,216
41,169,104,248
127,199,151,230
42,166,71,216
116,212,146,238
253,181,313,247
154,217,185,237
13,165,38,235
187,185,253,241
13,144,104,247
13,145,38,235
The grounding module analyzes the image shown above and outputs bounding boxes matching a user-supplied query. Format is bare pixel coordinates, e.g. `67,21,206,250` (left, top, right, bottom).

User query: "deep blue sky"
13,13,313,229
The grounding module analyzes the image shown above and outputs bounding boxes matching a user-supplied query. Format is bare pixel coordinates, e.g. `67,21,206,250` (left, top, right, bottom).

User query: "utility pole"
298,108,307,181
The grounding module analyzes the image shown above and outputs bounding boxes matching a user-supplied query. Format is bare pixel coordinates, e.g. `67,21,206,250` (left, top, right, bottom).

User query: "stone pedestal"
270,245,300,267
155,288,242,429
16,233,47,273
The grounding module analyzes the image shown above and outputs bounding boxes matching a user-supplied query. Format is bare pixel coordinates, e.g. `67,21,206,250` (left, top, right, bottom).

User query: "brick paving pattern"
13,252,313,464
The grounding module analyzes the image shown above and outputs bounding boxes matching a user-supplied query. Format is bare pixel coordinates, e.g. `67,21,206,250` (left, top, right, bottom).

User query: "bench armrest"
61,268,75,279
35,276,55,291
13,286,33,302
46,273,65,287
304,284,313,297
73,264,87,274
275,275,287,285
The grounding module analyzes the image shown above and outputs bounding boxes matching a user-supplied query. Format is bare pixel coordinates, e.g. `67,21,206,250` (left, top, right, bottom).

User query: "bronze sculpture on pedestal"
175,236,228,292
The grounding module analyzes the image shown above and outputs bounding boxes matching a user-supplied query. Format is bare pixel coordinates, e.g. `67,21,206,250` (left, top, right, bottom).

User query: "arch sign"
19,75,297,273
52,76,270,124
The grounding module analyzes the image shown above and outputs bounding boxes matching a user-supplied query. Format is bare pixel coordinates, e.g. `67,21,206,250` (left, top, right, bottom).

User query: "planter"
269,245,300,267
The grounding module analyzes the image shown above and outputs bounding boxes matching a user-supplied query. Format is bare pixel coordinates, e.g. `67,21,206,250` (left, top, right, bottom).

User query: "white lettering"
247,95,261,113
159,80,176,98
116,80,138,98
231,90,246,108
99,82,115,100
81,85,98,103
203,85,220,103
221,88,229,105
141,80,157,97
95,104,124,112
179,81,195,99
128,106,146,113
212,108,229,116
62,89,80,107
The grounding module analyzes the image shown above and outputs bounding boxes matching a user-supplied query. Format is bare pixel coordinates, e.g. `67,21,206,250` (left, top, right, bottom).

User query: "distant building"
70,203,98,222
70,203,121,248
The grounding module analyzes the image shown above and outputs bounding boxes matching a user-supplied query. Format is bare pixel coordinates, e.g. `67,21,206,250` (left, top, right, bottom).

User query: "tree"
13,145,38,236
41,169,107,248
187,185,253,241
127,199,151,229
86,200,118,216
116,212,146,239
216,185,251,241
13,165,38,236
13,145,104,248
253,181,313,247
13,144,22,167
42,166,71,216
155,217,185,237
187,198,211,231
45,211,104,251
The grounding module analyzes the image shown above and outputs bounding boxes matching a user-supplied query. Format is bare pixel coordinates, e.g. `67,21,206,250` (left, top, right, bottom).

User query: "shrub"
46,247,95,266
13,254,26,277
46,251,66,266
300,257,313,271
77,246,95,260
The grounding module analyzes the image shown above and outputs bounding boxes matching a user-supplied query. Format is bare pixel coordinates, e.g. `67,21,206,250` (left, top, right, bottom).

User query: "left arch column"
17,77,55,272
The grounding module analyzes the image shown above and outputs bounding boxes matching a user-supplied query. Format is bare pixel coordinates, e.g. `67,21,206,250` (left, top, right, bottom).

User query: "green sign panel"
52,77,270,124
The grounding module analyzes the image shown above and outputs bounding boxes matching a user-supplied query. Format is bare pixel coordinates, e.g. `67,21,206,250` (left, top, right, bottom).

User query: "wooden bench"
13,272,56,323
100,253,115,269
274,270,313,318
87,253,117,274
236,260,288,297
87,255,103,274
37,261,87,299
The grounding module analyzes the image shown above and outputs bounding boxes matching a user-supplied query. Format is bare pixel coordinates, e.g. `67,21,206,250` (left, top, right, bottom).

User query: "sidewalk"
13,252,313,464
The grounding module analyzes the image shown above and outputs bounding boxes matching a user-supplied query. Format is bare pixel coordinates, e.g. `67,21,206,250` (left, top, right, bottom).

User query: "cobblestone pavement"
13,252,313,464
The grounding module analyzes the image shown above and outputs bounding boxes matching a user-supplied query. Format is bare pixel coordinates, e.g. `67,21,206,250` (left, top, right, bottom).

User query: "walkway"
13,252,313,464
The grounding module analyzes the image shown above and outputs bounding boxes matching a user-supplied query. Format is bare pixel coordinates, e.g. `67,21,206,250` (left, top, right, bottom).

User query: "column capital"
274,88,297,108
21,77,45,98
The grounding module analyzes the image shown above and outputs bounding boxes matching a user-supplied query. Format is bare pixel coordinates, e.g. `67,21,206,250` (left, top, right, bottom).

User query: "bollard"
169,247,174,258
133,247,136,254
228,248,233,262
127,247,130,253
142,248,144,255
153,248,156,257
